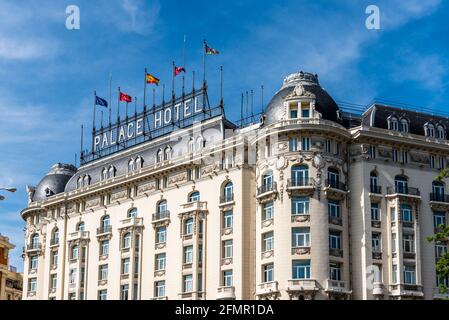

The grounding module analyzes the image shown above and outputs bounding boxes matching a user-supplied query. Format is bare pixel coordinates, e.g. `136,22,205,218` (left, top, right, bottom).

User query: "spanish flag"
146,73,160,85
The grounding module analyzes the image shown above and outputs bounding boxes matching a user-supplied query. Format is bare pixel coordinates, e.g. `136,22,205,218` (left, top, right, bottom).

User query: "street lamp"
0,187,17,201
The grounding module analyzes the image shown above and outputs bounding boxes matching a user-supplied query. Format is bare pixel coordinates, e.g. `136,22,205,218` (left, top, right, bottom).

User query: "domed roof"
264,71,340,125
32,163,77,202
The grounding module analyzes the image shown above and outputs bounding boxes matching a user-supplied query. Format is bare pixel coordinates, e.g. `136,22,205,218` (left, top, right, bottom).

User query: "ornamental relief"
85,197,100,210
137,181,156,195
378,147,392,159
410,152,429,164
168,172,187,187
202,163,219,176
67,204,76,215
110,189,128,202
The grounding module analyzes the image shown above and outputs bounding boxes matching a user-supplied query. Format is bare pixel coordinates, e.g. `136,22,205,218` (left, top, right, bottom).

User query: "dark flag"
95,95,108,108
174,66,186,77
205,43,219,55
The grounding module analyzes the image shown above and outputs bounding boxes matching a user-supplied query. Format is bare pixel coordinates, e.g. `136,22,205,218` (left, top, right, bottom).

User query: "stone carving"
410,152,429,164
85,197,100,210
168,172,187,187
202,163,219,176
378,147,392,159
111,189,127,202
137,181,156,195
67,204,76,215
26,185,35,204
278,142,288,152
276,156,288,171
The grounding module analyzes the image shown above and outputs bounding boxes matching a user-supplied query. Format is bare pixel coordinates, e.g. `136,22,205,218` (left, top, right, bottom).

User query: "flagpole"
182,35,186,95
261,85,264,113
134,97,137,116
240,93,244,127
93,90,97,132
117,86,121,121
202,39,206,85
143,67,147,111
80,124,84,162
109,72,112,125
101,111,104,129
172,61,175,100
219,66,223,109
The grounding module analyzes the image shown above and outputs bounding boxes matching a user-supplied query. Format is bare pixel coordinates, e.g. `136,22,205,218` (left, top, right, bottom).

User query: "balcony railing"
96,225,112,235
287,279,319,292
217,286,236,300
386,186,420,196
256,281,279,295
26,243,42,251
325,279,348,292
370,185,382,194
152,210,170,221
287,178,314,188
430,193,449,203
257,182,277,196
325,180,347,191
50,238,59,246
220,194,234,204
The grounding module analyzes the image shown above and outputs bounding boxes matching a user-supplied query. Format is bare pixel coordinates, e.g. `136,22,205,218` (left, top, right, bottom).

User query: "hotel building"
20,71,449,300
0,234,23,300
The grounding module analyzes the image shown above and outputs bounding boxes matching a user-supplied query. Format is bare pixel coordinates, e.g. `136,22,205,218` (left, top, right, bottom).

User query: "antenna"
261,85,264,113
246,91,249,122
250,89,254,118
240,93,244,126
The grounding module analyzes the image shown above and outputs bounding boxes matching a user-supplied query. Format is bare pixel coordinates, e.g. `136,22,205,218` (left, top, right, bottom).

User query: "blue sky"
0,0,448,270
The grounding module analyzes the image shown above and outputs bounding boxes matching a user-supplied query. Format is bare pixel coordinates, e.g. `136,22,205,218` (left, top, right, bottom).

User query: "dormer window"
45,187,53,197
128,159,135,172
135,156,143,169
164,147,172,161
301,108,310,118
290,105,298,119
108,166,116,178
83,175,90,186
388,116,399,131
156,149,163,163
399,118,409,133
437,125,446,139
425,122,435,137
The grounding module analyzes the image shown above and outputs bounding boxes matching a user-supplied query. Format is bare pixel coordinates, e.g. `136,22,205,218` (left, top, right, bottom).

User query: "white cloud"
114,0,161,35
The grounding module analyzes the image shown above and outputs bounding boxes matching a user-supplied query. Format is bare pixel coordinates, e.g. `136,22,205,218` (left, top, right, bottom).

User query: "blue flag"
95,96,108,107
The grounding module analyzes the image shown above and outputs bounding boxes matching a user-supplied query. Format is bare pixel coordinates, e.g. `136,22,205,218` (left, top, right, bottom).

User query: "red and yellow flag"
146,73,160,85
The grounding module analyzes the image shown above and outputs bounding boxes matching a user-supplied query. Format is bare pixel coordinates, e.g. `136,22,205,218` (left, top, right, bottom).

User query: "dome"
32,163,77,202
263,71,340,125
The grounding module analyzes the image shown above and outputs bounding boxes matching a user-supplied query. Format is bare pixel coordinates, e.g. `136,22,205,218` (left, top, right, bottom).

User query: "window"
370,172,378,193
262,202,274,220
403,234,415,253
292,228,310,248
99,264,108,280
76,222,85,232
223,211,233,229
184,246,193,264
71,245,78,260
400,118,409,133
392,233,397,253
371,203,380,221
128,159,135,172
330,262,342,281
30,233,39,248
263,264,274,283
436,244,448,259
108,166,115,178
69,269,76,284
155,253,166,270
98,290,107,300
262,171,273,188
188,138,195,153
52,228,59,244
183,275,193,292
291,165,309,186
290,107,298,119
400,150,408,164
372,233,381,251
430,155,436,169
329,230,341,250
292,197,309,215
292,260,311,279
335,142,341,155
328,200,341,218
50,274,57,289
289,137,298,151
404,266,416,284
401,204,412,222
223,270,233,287
432,181,445,201
184,218,194,235
391,207,397,222
157,200,167,214
155,281,166,298
122,232,132,249
223,182,234,202
100,215,110,229
369,145,376,159
128,207,138,218
425,123,435,137
68,293,76,300
156,226,167,243
392,264,398,284
388,116,399,131
327,168,340,188
83,175,90,187
28,278,37,292
223,240,233,258
30,255,38,270
100,240,109,256
120,284,129,300
262,232,274,252
101,168,108,181
395,176,408,194
164,147,171,161
439,156,445,170
189,191,200,202
437,125,446,139
301,137,311,151
135,156,143,169
325,139,332,153
302,108,310,118
156,149,163,163
121,258,130,275
51,251,58,267
392,149,398,162
434,212,446,230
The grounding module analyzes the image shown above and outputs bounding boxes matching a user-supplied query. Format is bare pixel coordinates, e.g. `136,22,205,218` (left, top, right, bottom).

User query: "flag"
95,96,108,108
146,73,160,85
205,43,219,55
174,66,186,77
119,92,132,103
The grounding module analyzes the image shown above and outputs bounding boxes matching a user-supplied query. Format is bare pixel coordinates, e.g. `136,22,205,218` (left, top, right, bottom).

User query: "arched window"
122,232,131,249
135,156,143,169
128,208,138,218
197,137,204,150
189,191,200,202
76,222,85,232
52,228,59,244
432,181,445,201
188,138,195,153
291,165,309,187
425,122,435,137
184,218,194,235
437,125,446,139
400,118,409,133
394,175,408,194
156,149,163,163
71,244,79,260
157,200,167,214
30,233,39,247
108,166,115,178
128,159,135,172
77,177,83,188
388,116,399,131
370,171,378,193
102,168,108,181
327,168,340,188
101,215,110,229
83,175,90,186
262,170,273,188
223,182,234,202
164,147,171,161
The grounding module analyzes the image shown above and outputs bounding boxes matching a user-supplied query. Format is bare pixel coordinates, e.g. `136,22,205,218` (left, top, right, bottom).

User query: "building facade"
0,234,23,300
20,71,449,300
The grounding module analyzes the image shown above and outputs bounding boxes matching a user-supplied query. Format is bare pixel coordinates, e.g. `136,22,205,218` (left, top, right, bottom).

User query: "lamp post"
0,187,17,201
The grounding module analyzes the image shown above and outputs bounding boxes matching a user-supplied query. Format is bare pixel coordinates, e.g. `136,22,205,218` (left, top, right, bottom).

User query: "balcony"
219,194,235,205
291,247,311,256
217,286,236,300
256,281,279,297
49,238,59,247
370,185,382,195
403,251,416,260
372,251,382,260
325,279,351,294
329,248,343,258
386,186,421,200
286,178,315,196
389,283,424,298
429,193,449,210
287,279,319,294
68,231,90,242
120,217,143,229
25,243,42,253
328,216,343,226
324,180,348,200
371,220,381,229
96,225,112,236
372,282,384,297
179,201,208,215
256,183,278,202
152,211,170,226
